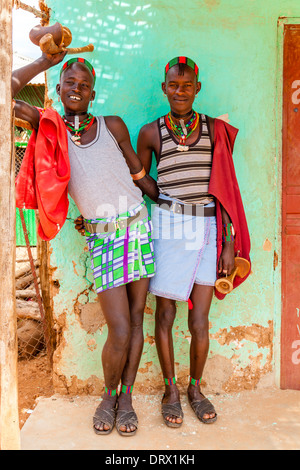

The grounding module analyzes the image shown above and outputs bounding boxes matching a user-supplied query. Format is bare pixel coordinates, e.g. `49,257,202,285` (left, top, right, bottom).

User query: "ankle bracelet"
164,377,176,386
189,377,202,386
121,384,133,394
105,386,117,396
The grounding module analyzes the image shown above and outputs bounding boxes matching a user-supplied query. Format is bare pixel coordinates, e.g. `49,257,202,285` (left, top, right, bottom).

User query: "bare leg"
188,283,216,421
117,277,149,434
94,285,131,432
155,296,182,425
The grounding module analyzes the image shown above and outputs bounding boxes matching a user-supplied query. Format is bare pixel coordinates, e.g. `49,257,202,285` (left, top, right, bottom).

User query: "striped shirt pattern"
157,114,214,205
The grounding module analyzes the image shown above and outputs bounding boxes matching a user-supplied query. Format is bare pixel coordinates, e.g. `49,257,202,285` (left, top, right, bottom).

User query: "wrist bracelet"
222,223,235,242
131,167,146,181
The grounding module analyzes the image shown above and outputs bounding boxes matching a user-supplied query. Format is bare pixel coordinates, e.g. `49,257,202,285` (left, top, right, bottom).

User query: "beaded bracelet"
105,386,117,396
131,167,146,181
190,377,202,386
164,377,176,386
222,223,235,242
121,384,133,394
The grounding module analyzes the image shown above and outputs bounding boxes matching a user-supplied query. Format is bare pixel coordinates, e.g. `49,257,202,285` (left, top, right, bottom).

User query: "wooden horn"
62,27,72,47
66,44,94,54
215,257,250,294
30,22,93,56
39,33,94,54
39,36,94,55
29,22,63,47
39,33,62,55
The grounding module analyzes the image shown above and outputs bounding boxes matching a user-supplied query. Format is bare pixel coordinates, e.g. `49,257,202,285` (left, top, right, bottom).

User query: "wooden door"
281,24,300,390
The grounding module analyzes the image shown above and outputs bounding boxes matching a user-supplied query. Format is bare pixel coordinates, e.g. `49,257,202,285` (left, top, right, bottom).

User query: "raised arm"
12,51,66,129
105,116,159,202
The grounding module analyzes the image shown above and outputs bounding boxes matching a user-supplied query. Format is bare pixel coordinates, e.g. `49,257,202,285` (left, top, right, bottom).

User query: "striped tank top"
157,114,214,205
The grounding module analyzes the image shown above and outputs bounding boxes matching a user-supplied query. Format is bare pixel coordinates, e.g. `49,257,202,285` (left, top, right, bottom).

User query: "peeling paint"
145,305,154,315
53,373,103,396
263,238,272,251
77,301,106,334
144,334,155,346
87,338,97,351
273,251,279,270
211,322,273,350
223,353,273,392
72,260,78,276
138,361,153,374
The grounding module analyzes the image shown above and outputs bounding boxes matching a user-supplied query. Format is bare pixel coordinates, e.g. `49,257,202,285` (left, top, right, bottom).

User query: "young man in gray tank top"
137,57,250,427
12,50,159,437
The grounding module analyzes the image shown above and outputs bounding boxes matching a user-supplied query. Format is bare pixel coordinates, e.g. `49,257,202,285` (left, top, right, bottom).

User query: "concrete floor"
20,387,300,450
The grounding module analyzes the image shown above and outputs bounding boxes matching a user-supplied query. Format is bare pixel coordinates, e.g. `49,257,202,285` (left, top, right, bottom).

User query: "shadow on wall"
48,1,155,113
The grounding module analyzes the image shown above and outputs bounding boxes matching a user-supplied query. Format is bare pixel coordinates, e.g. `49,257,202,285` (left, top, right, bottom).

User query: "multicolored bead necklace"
165,110,199,151
63,113,95,146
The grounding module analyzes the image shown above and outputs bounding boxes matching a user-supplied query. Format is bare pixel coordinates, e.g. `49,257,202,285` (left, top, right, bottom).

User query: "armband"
222,223,235,242
131,167,146,181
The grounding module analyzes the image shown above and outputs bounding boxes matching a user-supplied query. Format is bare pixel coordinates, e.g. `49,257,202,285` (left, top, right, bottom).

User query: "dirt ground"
0,352,295,450
18,353,54,428
14,247,54,429
20,387,300,450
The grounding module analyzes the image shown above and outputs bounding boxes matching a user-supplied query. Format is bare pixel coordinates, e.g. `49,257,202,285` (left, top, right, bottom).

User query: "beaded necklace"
63,113,95,146
165,110,199,151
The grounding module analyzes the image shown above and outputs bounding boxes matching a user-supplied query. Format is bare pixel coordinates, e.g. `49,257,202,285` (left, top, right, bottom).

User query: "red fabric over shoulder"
15,108,70,241
209,119,251,300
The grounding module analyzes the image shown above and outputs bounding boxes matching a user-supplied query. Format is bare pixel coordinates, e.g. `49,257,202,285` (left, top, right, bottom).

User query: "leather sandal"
116,409,138,437
161,399,184,428
188,394,217,424
93,403,116,435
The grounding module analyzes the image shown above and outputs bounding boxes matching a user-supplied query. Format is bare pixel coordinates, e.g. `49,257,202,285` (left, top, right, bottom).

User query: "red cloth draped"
209,119,251,300
15,108,70,241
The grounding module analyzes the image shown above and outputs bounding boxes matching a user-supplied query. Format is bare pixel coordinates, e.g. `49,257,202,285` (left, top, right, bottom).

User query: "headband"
60,57,96,84
165,56,199,80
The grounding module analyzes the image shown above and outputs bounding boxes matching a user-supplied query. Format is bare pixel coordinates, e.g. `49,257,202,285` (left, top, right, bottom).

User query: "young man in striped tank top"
137,57,250,427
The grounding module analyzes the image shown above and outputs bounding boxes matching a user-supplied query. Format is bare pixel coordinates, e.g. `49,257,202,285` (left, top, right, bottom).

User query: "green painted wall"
44,0,300,393
16,208,37,246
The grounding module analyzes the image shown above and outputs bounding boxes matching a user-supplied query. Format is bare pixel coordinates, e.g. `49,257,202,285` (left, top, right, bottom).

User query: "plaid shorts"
85,202,156,293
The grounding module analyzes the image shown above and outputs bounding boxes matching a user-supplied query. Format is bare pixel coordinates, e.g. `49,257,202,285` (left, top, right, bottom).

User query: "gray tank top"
67,116,143,218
